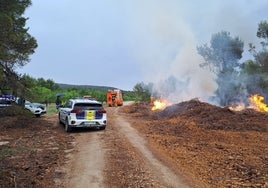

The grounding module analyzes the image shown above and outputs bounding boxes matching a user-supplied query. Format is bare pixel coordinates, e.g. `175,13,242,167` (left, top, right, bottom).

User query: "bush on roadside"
0,105,32,118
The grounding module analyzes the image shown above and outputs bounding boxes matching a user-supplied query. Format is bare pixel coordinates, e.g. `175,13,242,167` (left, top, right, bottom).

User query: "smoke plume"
126,0,267,104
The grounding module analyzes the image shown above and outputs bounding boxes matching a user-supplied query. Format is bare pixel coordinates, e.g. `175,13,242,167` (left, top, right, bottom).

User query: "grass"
46,103,58,114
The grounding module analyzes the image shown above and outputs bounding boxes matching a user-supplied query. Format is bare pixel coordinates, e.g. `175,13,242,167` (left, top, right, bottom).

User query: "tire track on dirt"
62,131,105,188
58,102,188,187
115,116,189,188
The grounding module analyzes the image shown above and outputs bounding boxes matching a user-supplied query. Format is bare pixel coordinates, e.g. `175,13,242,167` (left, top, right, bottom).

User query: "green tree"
242,20,268,99
19,75,61,103
29,86,52,103
133,82,151,101
198,31,243,74
197,31,244,105
239,60,268,100
19,74,39,99
257,20,268,48
0,0,37,93
249,21,268,72
37,78,59,91
240,60,261,74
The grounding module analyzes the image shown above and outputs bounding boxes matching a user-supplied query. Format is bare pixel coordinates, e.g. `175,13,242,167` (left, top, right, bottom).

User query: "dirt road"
2,100,267,187
57,105,189,188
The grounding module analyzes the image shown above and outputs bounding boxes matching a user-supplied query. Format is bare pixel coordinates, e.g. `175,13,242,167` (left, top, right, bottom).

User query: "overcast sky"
20,0,268,94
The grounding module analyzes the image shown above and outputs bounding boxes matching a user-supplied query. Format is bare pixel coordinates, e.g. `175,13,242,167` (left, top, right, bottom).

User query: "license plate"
84,122,95,125
86,110,95,120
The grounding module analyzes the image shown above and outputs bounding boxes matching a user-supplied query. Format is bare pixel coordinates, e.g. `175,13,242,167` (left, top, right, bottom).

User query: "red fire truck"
106,90,123,107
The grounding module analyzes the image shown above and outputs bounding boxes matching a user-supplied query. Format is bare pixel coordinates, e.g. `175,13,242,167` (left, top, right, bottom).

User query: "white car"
0,98,12,108
58,98,107,132
25,102,46,117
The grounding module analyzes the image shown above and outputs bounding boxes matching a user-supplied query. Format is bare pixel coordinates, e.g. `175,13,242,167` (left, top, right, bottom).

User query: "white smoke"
125,0,267,103
126,0,217,102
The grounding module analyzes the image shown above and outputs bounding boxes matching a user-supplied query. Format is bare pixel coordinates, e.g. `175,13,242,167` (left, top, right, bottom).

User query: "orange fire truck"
107,90,123,107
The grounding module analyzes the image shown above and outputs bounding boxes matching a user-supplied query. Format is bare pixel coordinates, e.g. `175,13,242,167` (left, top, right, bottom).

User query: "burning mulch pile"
121,100,268,187
0,108,74,187
154,99,268,132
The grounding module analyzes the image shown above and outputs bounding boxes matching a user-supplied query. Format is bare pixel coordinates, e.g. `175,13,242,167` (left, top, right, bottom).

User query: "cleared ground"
0,100,267,187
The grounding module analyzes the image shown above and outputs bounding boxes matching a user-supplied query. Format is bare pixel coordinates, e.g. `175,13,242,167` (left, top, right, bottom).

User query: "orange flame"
152,99,168,111
228,103,245,111
249,94,268,112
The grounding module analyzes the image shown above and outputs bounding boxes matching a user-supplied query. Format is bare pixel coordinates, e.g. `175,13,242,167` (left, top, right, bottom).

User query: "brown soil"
121,99,268,187
0,110,74,188
0,100,268,187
